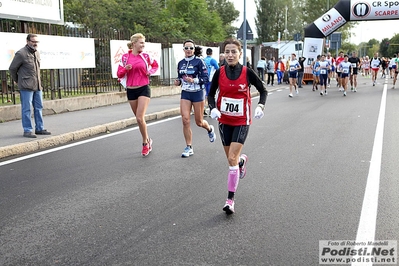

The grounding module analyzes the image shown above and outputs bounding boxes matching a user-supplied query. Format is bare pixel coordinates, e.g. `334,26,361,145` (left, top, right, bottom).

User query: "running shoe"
142,138,153,157
295,87,299,94
208,125,216,143
239,154,248,179
325,90,328,95
320,91,323,96
351,87,354,91
289,93,293,98
223,199,235,215
343,91,347,96
373,82,376,86
181,146,194,157
354,88,357,92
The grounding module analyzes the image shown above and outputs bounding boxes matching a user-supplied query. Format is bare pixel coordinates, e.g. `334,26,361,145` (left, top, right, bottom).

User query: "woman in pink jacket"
117,33,159,156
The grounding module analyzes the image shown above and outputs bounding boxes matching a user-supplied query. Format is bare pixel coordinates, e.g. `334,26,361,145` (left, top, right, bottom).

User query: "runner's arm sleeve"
247,68,267,107
207,69,220,110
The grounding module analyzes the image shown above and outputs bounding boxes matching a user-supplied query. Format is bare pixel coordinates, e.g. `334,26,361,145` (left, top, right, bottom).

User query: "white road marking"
0,116,181,167
352,80,387,266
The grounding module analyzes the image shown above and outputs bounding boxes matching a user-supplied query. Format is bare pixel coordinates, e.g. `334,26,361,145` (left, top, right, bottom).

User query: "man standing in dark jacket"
297,56,306,88
9,34,51,138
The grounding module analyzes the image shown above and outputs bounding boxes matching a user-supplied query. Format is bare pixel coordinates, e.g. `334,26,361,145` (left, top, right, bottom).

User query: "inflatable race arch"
302,0,399,76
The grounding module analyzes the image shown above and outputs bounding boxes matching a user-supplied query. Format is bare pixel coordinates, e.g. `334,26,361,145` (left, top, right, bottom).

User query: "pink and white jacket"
117,50,159,87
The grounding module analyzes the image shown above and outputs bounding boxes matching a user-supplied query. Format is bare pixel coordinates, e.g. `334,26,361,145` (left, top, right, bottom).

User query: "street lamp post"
243,0,247,67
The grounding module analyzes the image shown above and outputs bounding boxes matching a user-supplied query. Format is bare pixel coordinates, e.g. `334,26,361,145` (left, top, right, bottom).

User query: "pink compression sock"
227,166,240,192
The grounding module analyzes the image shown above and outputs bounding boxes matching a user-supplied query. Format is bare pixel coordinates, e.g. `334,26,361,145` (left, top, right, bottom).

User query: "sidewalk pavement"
0,94,182,159
0,87,269,160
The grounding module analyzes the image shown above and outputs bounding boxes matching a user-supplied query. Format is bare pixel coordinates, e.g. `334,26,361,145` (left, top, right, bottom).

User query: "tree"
379,38,390,57
388,34,399,56
63,0,228,43
255,0,298,43
167,0,225,42
206,0,240,37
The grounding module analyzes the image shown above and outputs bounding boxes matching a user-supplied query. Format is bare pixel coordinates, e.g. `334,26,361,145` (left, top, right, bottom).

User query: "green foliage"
206,0,240,37
387,34,399,56
341,43,357,55
379,38,390,57
63,0,232,43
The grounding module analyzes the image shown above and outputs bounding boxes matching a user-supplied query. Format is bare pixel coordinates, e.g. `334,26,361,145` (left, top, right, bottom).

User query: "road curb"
0,89,273,159
0,107,181,159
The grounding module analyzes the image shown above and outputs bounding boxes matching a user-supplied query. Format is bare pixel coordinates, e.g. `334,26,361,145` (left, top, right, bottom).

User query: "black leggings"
267,73,275,85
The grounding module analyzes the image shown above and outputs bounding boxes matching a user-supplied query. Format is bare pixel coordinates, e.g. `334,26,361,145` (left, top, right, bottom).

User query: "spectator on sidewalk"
117,33,159,156
9,34,51,138
219,53,226,66
266,56,276,86
256,57,267,81
276,57,286,84
297,56,306,88
174,39,216,158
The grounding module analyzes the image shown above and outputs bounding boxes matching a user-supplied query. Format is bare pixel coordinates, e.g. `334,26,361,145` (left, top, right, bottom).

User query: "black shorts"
126,85,151,100
352,68,358,75
219,123,250,146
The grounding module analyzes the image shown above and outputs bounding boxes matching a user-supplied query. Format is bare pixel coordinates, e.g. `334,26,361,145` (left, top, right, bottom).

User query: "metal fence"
0,20,172,105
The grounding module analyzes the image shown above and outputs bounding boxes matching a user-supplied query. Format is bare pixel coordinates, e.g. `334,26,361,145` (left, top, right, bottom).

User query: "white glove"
254,106,264,119
210,108,221,120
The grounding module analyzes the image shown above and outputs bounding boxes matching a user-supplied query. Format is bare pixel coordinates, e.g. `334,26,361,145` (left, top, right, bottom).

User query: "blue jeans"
297,72,304,87
277,70,284,84
20,90,44,133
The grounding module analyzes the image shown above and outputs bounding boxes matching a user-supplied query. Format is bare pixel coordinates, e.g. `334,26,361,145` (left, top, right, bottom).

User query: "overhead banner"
305,0,399,39
350,0,399,20
1,33,95,70
0,0,64,25
314,8,347,37
110,40,162,78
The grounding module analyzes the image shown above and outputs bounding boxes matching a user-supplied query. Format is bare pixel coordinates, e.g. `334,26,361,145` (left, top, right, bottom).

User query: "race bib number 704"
221,97,244,116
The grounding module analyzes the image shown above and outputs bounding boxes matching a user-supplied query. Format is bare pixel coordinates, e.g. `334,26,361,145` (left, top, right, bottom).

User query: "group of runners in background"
308,51,399,97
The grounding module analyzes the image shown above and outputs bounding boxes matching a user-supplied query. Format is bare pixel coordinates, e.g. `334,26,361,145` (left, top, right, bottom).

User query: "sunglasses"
184,46,194,50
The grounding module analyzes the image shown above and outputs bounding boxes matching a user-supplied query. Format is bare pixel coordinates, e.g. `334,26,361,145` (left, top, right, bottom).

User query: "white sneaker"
181,146,194,157
289,93,293,98
223,199,235,214
354,88,357,92
343,91,347,96
208,125,216,143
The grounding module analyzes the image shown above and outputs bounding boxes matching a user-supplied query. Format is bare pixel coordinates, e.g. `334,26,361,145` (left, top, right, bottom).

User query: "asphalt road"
1,75,398,265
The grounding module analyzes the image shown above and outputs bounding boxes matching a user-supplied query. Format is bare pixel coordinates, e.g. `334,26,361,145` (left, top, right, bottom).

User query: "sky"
231,0,399,45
